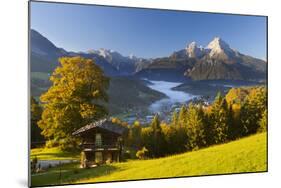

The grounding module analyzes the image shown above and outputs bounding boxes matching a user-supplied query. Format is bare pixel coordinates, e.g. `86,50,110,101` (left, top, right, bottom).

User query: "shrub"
106,158,112,164
58,137,79,151
123,149,137,160
123,150,131,160
136,147,148,160
45,139,59,148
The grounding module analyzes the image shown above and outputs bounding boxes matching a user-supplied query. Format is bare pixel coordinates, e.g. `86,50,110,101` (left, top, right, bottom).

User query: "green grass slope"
31,147,80,161
31,133,267,186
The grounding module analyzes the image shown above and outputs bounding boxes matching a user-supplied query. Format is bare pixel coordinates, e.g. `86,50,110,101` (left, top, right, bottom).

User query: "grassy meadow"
31,147,80,161
31,132,267,186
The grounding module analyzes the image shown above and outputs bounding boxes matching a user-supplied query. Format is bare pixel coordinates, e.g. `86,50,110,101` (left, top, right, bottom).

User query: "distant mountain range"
30,29,266,81
30,29,149,75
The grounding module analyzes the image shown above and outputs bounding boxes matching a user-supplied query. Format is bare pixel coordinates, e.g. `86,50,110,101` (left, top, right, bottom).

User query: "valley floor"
31,133,267,187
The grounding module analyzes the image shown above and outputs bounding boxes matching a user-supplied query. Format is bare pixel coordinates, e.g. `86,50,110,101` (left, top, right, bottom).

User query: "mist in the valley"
146,80,196,113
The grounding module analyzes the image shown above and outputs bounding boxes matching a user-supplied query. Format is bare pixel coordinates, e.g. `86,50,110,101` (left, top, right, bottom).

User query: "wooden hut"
72,118,127,167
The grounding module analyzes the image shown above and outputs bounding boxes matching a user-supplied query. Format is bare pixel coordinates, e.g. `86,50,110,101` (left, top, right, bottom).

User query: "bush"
123,149,138,160
106,158,112,164
123,150,131,160
136,147,148,160
58,137,79,151
45,139,59,148
46,138,76,150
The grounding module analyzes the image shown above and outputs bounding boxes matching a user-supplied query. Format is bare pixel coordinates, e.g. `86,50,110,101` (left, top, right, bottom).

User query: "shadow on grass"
31,149,80,160
32,152,78,159
31,162,120,187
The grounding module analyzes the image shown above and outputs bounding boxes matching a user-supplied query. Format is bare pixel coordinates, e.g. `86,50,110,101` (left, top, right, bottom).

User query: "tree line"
125,87,267,158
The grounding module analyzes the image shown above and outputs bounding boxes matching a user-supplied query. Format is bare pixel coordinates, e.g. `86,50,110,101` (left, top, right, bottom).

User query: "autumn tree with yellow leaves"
38,56,109,149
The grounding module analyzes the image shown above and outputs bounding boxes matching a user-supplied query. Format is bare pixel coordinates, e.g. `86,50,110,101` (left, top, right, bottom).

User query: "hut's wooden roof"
72,118,127,136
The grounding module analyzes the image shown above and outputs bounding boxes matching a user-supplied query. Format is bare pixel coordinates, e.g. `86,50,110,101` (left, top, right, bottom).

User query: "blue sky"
30,1,267,60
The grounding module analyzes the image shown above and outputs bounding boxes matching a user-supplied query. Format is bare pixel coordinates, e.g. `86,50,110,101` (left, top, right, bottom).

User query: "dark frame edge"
28,1,31,187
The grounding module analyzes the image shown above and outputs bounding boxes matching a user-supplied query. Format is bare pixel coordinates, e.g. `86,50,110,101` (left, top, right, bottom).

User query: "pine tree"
258,109,267,132
226,102,243,140
210,93,229,144
168,110,188,153
178,105,188,128
186,103,206,150
227,104,235,140
150,114,165,157
140,127,154,157
131,121,142,148
240,87,267,135
171,110,178,128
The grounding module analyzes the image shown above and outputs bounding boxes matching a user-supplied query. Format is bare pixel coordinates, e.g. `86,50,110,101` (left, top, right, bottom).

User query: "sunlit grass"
31,147,80,161
31,133,267,187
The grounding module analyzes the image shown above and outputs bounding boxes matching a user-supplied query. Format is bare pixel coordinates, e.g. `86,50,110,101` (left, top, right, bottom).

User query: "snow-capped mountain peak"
87,48,121,62
207,37,231,51
187,41,197,49
97,48,112,59
186,41,205,58
129,53,138,60
207,37,235,59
